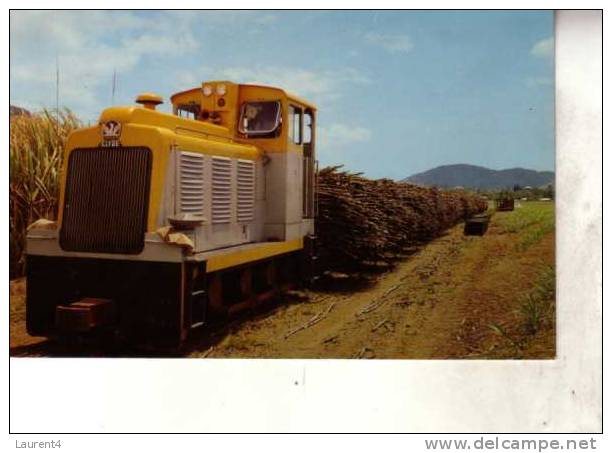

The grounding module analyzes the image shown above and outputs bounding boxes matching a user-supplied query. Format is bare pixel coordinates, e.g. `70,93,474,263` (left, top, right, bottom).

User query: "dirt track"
9,203,555,359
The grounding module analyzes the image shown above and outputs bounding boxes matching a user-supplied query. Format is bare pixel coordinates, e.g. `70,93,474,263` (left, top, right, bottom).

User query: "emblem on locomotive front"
102,120,122,139
101,120,122,147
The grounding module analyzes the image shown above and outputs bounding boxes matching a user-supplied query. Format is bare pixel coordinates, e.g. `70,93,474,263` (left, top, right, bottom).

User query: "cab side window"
176,103,200,120
303,111,313,144
288,105,303,145
239,101,282,138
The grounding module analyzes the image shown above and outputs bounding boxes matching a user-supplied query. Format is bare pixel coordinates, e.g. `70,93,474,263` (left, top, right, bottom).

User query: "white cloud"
365,32,414,54
220,67,332,97
9,11,200,117
319,123,372,149
530,37,554,58
202,65,370,107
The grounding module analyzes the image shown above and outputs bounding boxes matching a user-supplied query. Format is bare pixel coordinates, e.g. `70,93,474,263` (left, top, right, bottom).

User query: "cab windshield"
239,101,281,136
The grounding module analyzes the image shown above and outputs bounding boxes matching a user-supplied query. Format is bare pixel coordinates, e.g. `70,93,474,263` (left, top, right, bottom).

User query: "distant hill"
10,105,31,116
403,164,554,189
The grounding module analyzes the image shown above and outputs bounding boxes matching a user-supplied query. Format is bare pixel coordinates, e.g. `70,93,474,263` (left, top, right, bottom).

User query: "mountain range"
403,164,554,189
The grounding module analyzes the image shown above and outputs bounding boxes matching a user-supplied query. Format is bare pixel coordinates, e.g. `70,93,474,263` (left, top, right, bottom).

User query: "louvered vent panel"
178,151,205,216
237,159,255,223
211,156,232,224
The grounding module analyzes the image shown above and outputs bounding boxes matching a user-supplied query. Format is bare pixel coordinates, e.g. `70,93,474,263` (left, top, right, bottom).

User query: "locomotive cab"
25,80,318,348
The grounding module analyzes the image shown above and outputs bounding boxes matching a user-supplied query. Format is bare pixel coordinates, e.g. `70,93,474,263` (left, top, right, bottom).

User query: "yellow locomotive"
26,81,317,348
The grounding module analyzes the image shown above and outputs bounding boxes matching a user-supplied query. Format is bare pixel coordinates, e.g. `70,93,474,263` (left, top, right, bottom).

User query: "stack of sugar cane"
316,166,487,269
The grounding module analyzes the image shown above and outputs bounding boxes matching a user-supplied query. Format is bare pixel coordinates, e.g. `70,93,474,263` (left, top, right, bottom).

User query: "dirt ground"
9,202,555,359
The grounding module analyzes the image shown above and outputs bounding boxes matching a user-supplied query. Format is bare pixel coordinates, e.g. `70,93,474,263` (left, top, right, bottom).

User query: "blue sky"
10,10,554,179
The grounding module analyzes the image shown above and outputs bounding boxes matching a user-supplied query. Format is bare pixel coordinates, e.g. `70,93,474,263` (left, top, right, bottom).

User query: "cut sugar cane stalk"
285,303,336,339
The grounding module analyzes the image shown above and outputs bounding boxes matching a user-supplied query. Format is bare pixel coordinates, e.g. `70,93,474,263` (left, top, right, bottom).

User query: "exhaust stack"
136,93,163,110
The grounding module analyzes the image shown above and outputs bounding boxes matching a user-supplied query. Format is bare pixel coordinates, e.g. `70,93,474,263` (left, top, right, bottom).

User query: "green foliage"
489,265,555,352
515,219,555,252
480,186,554,202
518,266,555,335
9,109,81,278
496,201,555,237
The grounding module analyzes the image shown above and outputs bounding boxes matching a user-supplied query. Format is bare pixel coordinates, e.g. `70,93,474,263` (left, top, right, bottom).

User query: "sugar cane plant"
9,109,81,278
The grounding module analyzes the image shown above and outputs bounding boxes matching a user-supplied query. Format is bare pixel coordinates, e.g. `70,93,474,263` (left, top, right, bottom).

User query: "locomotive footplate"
55,298,116,332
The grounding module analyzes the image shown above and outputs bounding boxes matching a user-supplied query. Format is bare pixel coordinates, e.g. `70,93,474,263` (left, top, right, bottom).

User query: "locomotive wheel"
207,274,224,315
266,260,277,288
239,267,254,308
202,252,305,321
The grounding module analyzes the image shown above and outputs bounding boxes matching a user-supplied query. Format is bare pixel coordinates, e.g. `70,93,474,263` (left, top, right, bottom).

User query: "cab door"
287,105,316,219
302,109,316,219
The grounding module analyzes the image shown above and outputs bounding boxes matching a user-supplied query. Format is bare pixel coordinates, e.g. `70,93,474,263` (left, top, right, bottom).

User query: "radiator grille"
211,156,232,224
237,159,255,223
60,147,152,254
178,151,205,216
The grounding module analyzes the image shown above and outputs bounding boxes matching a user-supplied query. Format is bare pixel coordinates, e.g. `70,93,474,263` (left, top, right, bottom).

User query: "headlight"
216,84,227,96
203,85,213,96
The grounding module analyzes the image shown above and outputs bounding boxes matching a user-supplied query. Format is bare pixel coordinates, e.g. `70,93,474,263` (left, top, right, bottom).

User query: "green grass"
496,201,555,251
486,202,555,356
497,201,554,233
515,219,555,251
489,265,555,353
518,265,555,334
